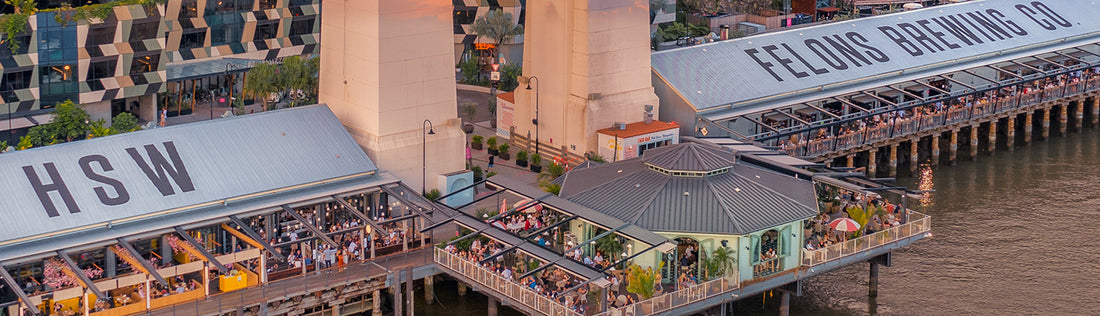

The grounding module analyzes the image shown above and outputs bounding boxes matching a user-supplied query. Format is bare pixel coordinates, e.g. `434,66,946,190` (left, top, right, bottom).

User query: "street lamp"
525,76,540,157
422,119,436,195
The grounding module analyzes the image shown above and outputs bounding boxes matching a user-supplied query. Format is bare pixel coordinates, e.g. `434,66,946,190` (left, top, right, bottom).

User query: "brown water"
798,130,1100,315
416,130,1100,316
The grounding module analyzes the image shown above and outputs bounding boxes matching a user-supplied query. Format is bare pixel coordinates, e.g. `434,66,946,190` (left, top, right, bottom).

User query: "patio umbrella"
514,199,544,213
903,3,923,9
829,218,861,232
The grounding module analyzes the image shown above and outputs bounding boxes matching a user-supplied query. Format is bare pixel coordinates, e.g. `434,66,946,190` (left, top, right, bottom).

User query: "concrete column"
948,130,958,165
372,290,382,316
988,121,996,155
424,276,435,304
969,125,979,160
105,247,116,277
909,138,919,173
1006,116,1015,151
869,262,879,316
1025,112,1034,145
1091,97,1099,127
888,144,897,178
779,291,791,316
488,296,499,316
931,135,940,166
1041,108,1051,140
1076,99,1085,130
458,282,467,296
867,149,877,177
846,155,855,168
1060,104,1068,136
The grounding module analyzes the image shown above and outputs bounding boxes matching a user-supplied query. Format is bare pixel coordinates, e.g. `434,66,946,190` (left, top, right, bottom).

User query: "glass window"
289,17,314,36
254,21,279,41
40,65,74,84
0,35,30,56
87,25,115,46
1,69,32,91
180,0,200,18
130,21,160,42
455,7,477,25
89,59,116,80
208,13,243,45
289,0,313,6
259,0,278,10
180,30,206,49
130,52,160,75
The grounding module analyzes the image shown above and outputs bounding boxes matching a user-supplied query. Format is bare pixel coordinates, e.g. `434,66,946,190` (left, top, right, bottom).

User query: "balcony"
802,211,931,267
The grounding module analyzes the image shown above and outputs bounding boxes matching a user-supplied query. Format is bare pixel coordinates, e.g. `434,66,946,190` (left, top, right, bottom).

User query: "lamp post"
525,76,540,157
422,119,436,195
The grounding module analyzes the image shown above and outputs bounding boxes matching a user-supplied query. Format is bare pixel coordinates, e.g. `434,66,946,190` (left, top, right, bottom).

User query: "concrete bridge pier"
969,125,979,161
1006,116,1015,151
868,149,877,177
888,144,898,178
988,121,996,155
1025,112,1034,145
488,296,499,316
931,135,940,166
1091,97,1099,127
1042,108,1051,140
1060,104,1069,136
948,130,958,165
909,138,919,173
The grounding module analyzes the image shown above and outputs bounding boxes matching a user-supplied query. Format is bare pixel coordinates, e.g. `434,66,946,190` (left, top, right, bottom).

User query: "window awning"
166,57,259,82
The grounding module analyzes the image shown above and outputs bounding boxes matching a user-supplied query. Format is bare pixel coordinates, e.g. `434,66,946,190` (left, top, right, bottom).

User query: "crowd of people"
804,189,909,251
777,65,1100,153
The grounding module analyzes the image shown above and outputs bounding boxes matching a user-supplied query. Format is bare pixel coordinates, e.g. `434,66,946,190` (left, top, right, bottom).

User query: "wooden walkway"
144,248,432,316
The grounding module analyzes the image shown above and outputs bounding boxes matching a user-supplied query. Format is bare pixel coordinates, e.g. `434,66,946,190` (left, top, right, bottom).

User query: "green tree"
625,262,664,299
16,134,32,150
111,112,139,132
243,62,280,111
50,100,91,142
703,247,737,281
498,64,522,92
278,55,317,107
470,9,524,57
459,57,480,84
596,235,624,261
87,119,114,138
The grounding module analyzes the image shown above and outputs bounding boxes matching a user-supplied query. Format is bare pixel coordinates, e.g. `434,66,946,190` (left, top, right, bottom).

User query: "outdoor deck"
433,213,931,316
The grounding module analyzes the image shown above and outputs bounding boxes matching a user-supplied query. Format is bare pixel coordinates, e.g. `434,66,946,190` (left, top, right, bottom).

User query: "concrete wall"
319,0,465,193
511,0,661,156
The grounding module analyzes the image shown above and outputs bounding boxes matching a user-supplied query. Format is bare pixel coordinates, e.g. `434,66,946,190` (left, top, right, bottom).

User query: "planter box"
472,143,483,150
488,149,499,156
463,123,475,133
499,152,510,160
516,160,528,167
530,165,543,173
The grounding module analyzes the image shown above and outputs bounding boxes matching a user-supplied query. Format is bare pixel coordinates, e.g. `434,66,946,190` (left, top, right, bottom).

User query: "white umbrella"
903,3,923,10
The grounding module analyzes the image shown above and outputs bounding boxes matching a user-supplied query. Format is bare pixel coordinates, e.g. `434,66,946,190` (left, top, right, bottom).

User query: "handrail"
801,211,931,267
591,270,740,316
434,248,583,316
776,76,1100,158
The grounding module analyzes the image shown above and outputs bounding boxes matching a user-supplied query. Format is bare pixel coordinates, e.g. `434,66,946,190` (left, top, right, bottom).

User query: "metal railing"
592,273,739,316
801,211,931,267
434,248,582,316
781,77,1100,159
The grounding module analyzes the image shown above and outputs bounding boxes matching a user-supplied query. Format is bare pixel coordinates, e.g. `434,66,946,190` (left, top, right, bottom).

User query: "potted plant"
498,143,510,160
486,136,499,156
471,165,484,182
529,153,543,173
515,150,529,167
471,135,484,150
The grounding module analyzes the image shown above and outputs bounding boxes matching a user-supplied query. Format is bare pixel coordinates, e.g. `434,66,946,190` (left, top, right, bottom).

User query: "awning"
167,57,258,82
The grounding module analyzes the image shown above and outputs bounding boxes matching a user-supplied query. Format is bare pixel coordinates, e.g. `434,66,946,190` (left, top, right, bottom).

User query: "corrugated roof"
561,143,818,235
0,105,377,248
643,142,735,172
652,0,1100,111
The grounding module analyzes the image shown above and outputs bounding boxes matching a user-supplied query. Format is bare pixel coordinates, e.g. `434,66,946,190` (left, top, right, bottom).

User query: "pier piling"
889,144,898,177
1025,112,1034,145
1006,116,1015,151
373,290,382,316
1060,104,1069,136
969,125,979,160
1076,100,1085,131
988,121,996,155
424,276,435,304
779,291,790,316
931,135,940,165
847,155,855,168
869,262,880,316
1091,97,1099,127
909,138,919,173
1042,108,1051,140
949,130,958,165
868,149,877,176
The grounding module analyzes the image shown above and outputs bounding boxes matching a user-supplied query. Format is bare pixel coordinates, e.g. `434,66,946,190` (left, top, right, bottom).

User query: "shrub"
423,189,442,200
498,143,510,155
516,150,528,162
486,136,498,150
530,153,542,166
471,135,484,145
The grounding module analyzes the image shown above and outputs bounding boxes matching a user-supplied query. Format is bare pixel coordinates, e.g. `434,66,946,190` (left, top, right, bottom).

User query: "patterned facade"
0,0,320,129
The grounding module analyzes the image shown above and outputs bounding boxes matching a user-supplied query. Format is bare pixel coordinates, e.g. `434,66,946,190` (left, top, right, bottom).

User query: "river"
413,130,1100,316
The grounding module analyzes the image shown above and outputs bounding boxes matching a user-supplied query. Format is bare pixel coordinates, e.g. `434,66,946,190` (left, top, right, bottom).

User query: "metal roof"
166,57,257,81
643,142,736,172
652,0,1100,112
561,143,818,235
0,105,378,252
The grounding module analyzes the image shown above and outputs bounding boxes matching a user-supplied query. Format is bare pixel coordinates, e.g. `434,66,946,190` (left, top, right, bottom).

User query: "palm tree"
595,235,624,262
242,62,280,111
470,9,523,58
710,246,737,279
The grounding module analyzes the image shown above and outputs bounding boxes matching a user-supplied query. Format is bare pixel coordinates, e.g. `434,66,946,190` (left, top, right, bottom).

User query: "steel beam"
332,195,390,236
0,266,40,315
173,227,231,273
56,250,108,300
280,206,339,248
226,215,286,261
114,237,170,286
939,74,976,90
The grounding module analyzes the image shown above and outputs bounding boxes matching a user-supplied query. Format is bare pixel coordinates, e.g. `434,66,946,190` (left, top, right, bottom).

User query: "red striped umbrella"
829,218,861,232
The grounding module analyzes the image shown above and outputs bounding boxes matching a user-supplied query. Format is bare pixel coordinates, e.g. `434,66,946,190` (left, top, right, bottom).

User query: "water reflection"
917,163,934,207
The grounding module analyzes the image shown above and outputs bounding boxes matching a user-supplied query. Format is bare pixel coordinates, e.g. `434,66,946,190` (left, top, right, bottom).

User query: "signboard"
491,71,501,81
499,57,507,65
